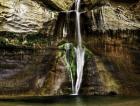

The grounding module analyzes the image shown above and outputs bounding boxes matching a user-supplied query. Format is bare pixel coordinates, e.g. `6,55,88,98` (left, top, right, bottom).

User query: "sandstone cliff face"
90,5,140,31
132,1,140,21
55,1,140,39
0,0,57,33
33,0,74,11
0,0,140,97
0,0,139,33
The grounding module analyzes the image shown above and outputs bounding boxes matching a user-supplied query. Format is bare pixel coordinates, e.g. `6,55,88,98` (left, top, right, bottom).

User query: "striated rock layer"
33,0,74,11
0,0,57,33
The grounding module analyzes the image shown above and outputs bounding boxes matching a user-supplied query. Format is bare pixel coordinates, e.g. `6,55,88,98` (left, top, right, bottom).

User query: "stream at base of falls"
0,96,139,106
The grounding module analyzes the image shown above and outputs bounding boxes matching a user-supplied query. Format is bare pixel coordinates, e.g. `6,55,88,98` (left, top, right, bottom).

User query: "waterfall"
65,43,75,94
92,7,106,32
64,0,85,95
63,24,67,38
63,12,75,94
74,0,85,95
63,12,70,38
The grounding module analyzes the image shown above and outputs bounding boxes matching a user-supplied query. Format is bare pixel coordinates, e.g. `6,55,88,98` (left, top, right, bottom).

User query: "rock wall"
33,0,74,11
0,0,140,97
0,0,57,33
131,1,140,21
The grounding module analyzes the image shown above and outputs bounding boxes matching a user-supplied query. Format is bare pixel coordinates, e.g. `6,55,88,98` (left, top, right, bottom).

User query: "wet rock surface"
0,49,67,96
81,58,106,95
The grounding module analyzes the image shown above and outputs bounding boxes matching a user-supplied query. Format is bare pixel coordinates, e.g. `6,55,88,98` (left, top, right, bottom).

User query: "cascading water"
63,12,70,38
65,43,75,94
74,0,85,95
64,0,85,95
63,24,67,38
63,12,75,94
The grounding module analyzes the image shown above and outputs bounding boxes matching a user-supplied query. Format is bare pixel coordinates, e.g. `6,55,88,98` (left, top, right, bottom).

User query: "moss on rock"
0,32,52,49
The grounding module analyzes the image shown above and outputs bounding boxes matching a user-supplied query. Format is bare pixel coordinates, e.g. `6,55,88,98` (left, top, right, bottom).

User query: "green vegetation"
58,43,77,82
0,32,51,49
58,42,94,86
